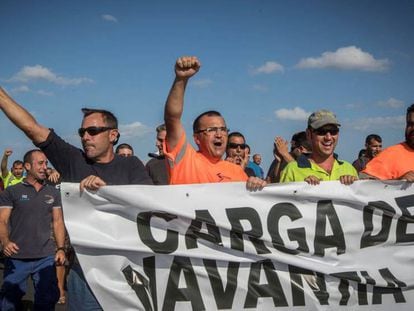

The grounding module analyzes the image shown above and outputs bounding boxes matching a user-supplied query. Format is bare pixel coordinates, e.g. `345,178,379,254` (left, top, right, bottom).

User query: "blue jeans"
67,262,102,310
0,256,59,311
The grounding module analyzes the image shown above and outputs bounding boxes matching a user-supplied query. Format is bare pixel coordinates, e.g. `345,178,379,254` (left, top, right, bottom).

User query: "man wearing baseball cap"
280,109,357,185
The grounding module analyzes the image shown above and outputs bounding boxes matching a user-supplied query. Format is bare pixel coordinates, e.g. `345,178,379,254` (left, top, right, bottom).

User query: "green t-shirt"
280,155,357,183
1,171,24,188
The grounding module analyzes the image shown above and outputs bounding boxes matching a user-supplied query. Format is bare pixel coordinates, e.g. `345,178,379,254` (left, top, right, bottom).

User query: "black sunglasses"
313,127,339,136
78,126,116,137
228,142,247,149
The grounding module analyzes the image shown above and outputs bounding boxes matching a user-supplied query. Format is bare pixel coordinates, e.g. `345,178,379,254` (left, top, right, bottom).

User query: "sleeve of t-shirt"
128,157,154,185
35,129,82,176
164,132,187,167
279,162,295,183
0,188,13,208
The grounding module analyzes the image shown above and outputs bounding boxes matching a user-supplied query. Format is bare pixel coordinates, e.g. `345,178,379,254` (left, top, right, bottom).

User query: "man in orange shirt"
164,56,265,191
362,104,414,181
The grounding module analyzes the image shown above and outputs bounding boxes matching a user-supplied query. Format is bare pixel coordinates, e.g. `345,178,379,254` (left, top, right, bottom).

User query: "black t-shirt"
145,156,169,185
36,130,153,185
0,182,61,259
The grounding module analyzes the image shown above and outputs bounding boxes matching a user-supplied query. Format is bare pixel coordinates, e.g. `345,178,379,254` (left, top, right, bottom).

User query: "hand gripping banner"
61,180,414,310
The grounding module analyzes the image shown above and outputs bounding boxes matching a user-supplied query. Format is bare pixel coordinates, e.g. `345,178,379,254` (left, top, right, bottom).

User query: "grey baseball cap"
308,109,341,129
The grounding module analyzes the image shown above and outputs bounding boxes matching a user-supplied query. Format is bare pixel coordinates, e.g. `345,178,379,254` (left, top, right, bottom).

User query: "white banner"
61,180,414,310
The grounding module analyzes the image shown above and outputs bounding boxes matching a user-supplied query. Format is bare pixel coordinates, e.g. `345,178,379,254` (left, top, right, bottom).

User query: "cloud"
192,78,212,88
252,84,268,92
274,107,310,121
11,85,30,93
8,65,93,85
37,89,54,96
101,14,118,23
119,122,151,139
296,46,389,71
346,115,405,131
377,98,404,108
252,61,284,74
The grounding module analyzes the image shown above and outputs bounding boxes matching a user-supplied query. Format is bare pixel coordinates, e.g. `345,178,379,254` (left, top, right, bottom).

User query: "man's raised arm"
164,56,200,151
0,87,50,144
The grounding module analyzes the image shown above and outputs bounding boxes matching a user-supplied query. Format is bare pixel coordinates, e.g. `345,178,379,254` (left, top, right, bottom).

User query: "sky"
0,0,413,172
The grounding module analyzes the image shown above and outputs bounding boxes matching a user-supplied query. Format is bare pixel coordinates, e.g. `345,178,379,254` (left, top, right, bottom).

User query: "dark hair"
81,108,120,145
192,110,222,133
407,104,414,118
12,160,23,167
228,131,245,141
81,108,118,128
23,149,43,165
365,134,382,144
156,124,166,133
116,143,134,154
291,131,312,151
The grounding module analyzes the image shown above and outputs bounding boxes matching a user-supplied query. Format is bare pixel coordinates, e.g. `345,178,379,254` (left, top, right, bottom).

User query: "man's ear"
306,128,312,141
24,163,31,172
193,133,201,146
110,129,120,145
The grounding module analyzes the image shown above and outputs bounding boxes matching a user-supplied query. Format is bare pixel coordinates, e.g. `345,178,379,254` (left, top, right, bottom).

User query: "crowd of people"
0,55,413,310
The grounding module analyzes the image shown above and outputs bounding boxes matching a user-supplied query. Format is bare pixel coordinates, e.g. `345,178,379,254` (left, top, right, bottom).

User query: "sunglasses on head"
228,142,247,149
313,127,339,136
78,126,116,137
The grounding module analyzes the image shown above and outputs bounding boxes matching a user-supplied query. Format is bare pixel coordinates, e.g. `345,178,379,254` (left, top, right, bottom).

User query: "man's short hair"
365,134,382,144
115,143,134,154
12,160,23,167
156,124,166,133
407,104,414,118
291,131,312,151
23,149,42,165
228,131,245,141
192,110,222,133
81,108,118,129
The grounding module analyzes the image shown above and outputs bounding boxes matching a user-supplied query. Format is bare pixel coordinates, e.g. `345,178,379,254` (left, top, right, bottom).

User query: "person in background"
248,153,264,179
1,149,24,188
352,134,382,173
146,124,169,185
115,143,134,157
225,131,255,177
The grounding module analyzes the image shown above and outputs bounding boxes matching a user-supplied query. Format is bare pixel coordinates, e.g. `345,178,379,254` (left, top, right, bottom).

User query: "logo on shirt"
20,194,29,201
44,195,55,204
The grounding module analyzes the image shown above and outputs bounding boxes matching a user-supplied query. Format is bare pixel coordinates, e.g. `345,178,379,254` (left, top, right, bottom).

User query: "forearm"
53,219,66,249
280,152,295,163
0,221,10,246
1,155,8,177
0,87,49,143
164,77,188,126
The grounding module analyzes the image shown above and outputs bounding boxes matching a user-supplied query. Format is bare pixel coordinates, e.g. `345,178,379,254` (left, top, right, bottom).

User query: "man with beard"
0,87,152,310
164,56,265,190
280,110,357,185
352,134,382,172
225,132,255,177
362,104,414,181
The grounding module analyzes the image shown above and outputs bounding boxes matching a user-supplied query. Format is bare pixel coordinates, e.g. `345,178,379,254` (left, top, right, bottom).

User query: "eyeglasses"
313,127,339,136
195,126,229,135
78,126,116,137
228,142,247,149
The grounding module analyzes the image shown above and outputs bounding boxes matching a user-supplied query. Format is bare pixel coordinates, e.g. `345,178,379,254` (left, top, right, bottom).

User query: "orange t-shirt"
164,133,248,185
362,142,414,180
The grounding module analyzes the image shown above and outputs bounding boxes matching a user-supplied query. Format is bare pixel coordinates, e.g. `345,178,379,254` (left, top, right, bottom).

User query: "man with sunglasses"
163,56,266,191
0,87,152,309
280,110,357,185
225,132,256,177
